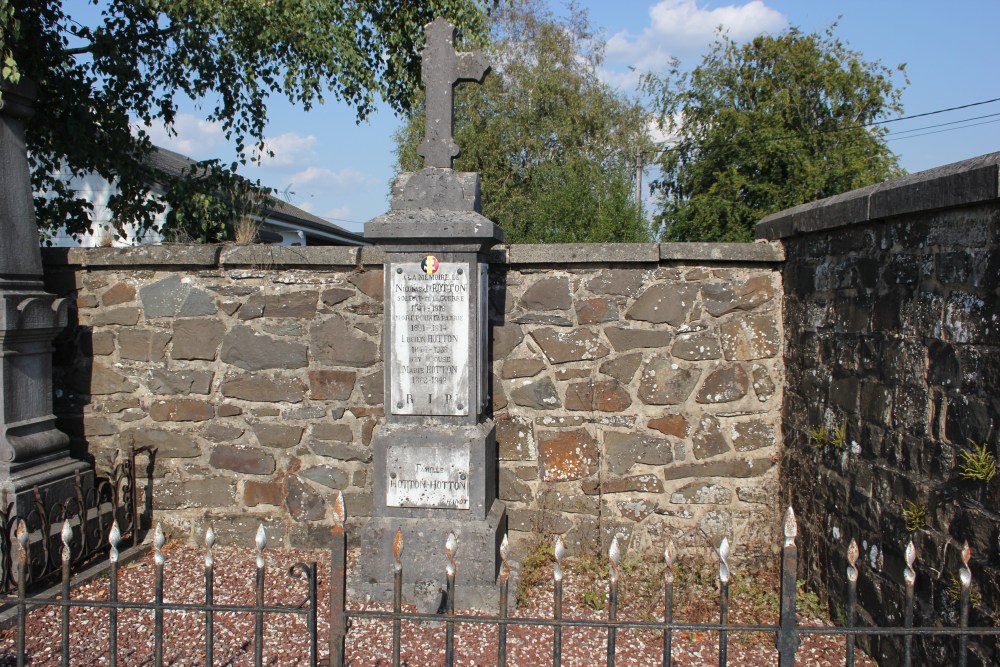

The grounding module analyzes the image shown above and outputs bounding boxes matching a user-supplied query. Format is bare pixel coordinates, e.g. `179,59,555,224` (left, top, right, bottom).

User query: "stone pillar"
358,167,506,611
0,79,91,520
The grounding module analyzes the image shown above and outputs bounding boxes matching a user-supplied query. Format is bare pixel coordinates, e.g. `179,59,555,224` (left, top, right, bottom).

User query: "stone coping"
756,151,1000,240
41,241,784,268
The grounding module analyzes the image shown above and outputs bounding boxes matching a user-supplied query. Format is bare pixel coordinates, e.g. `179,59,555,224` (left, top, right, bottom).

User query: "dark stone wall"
759,153,1000,667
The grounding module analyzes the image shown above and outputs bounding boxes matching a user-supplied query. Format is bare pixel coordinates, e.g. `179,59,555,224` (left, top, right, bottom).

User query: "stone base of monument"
353,501,508,613
1,456,94,526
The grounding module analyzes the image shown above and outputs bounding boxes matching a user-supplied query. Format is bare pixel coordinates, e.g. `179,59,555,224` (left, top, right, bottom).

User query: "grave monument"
358,17,506,610
0,79,92,520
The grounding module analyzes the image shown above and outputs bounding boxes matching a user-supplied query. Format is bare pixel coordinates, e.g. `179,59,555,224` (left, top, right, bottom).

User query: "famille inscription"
386,443,470,509
390,259,471,416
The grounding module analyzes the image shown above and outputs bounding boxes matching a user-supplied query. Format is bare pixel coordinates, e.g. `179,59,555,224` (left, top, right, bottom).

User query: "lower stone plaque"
386,443,471,509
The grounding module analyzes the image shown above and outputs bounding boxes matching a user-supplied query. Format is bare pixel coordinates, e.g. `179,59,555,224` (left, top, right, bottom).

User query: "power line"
885,111,1000,137
647,95,1000,149
873,96,1000,125
886,117,1000,142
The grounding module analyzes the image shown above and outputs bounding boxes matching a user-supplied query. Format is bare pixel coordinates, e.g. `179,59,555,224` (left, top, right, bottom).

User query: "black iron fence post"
205,527,215,667
777,507,798,667
554,537,564,667
60,521,71,667
109,522,120,667
607,536,620,667
498,535,510,667
718,538,730,666
254,525,266,667
153,524,165,667
958,543,972,667
16,519,27,667
392,528,403,667
662,542,675,667
902,541,916,667
846,539,859,667
330,492,347,667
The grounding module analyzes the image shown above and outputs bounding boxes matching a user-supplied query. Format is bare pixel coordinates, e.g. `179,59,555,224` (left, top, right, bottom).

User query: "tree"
643,26,907,242
0,0,493,241
394,0,654,244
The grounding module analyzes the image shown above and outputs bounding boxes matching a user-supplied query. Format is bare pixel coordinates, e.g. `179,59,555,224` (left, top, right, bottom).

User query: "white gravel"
1,543,875,666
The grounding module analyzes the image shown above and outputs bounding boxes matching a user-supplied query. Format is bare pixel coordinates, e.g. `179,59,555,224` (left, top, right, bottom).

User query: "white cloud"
248,132,318,167
603,0,787,81
143,114,226,158
289,166,372,190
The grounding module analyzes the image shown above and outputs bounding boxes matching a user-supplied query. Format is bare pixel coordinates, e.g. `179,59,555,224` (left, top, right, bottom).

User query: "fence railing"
0,446,147,594
2,494,998,667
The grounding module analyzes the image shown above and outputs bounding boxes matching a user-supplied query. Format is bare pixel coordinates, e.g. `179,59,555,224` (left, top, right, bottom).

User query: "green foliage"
643,25,906,242
395,0,654,244
829,423,848,450
796,580,827,619
902,500,927,533
810,422,847,449
958,439,997,482
515,536,554,607
809,425,829,449
4,0,493,240
582,589,606,611
946,575,983,609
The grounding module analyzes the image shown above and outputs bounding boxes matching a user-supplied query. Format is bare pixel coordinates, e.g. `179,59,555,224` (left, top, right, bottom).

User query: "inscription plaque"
386,443,470,509
390,261,470,416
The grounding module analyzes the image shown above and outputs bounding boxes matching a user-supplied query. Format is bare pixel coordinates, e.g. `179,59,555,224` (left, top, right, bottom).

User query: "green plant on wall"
809,422,847,449
809,425,829,448
946,575,983,609
829,423,848,449
902,500,927,533
958,439,997,482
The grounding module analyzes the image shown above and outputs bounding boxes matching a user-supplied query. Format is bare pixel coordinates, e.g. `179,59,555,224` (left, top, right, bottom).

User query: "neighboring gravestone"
0,80,92,522
358,17,505,611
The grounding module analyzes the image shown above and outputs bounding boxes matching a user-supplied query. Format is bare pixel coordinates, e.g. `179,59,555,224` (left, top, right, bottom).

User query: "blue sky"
143,1,1000,234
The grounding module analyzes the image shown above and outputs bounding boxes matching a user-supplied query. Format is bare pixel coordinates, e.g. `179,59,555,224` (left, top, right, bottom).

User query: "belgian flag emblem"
421,256,440,275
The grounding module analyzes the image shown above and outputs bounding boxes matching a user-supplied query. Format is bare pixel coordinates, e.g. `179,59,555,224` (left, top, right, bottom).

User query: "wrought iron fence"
0,446,147,594
2,494,998,667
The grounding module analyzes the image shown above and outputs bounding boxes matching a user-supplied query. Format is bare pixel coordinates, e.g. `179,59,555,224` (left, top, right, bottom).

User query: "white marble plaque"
390,261,470,415
386,443,470,509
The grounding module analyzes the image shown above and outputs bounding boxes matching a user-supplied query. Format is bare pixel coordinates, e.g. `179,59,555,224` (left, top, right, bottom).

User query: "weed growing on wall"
958,439,996,482
903,500,927,533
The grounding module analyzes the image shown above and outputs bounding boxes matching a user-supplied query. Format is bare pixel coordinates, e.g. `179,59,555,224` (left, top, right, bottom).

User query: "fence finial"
608,535,621,584
109,520,121,563
499,534,510,584
554,536,565,583
154,523,165,566
783,507,797,547
664,540,676,584
255,524,267,569
393,528,404,572
205,526,216,568
847,539,859,582
16,518,28,563
333,491,345,525
903,540,916,586
445,531,458,577
959,541,972,588
719,537,731,584
60,519,73,563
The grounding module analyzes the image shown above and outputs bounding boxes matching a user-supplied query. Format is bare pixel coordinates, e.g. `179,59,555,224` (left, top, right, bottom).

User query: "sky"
142,0,1000,235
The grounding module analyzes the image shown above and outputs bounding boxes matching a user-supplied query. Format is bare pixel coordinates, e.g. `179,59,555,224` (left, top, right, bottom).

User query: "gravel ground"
0,542,875,666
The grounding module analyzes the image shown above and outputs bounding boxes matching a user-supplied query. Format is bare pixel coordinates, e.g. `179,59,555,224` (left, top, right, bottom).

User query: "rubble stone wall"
757,153,1000,667
42,241,785,559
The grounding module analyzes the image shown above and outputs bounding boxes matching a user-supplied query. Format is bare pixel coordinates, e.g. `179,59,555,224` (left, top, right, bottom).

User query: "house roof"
146,146,366,246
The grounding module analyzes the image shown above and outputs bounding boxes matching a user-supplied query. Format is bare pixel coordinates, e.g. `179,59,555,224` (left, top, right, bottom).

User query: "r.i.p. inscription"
390,260,470,415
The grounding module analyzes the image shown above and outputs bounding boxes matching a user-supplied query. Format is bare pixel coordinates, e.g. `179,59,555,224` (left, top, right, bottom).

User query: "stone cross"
417,17,490,169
